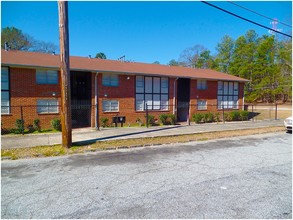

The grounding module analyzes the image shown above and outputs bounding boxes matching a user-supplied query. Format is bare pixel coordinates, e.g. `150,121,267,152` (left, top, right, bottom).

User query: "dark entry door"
177,78,190,122
70,72,92,128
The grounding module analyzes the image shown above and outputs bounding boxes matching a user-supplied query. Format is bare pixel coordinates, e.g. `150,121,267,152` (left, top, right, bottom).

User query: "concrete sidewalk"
1,120,284,149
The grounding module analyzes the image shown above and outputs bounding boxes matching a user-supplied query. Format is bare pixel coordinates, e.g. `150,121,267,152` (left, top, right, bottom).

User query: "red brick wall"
189,80,246,118
1,67,246,130
2,67,61,130
95,73,174,126
190,80,218,116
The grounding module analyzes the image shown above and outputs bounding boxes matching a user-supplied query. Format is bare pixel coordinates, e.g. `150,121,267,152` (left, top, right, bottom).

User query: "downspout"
95,72,100,130
173,77,179,115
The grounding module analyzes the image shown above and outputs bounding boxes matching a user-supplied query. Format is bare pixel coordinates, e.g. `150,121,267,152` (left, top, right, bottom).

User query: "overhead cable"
228,1,292,28
201,1,292,38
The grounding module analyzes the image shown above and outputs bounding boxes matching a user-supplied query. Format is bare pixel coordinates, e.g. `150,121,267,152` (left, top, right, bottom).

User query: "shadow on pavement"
73,125,182,145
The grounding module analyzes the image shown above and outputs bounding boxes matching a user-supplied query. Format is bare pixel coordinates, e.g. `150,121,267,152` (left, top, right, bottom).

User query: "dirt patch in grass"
1,126,285,160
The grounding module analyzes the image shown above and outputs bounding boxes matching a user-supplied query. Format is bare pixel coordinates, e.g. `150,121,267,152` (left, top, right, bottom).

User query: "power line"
228,1,292,28
201,1,292,38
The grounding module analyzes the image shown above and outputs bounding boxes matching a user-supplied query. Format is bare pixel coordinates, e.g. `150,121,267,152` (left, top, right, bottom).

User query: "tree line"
166,30,292,103
1,26,108,60
2,27,291,103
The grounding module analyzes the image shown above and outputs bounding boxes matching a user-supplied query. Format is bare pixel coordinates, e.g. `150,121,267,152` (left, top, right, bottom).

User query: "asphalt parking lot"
1,132,291,219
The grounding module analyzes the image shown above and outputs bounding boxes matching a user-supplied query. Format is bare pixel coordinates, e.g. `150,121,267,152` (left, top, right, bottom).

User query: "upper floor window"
102,73,119,86
197,79,207,90
36,70,58,84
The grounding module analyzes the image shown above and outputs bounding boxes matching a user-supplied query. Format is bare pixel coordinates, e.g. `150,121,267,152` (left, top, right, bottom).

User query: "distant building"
1,50,248,129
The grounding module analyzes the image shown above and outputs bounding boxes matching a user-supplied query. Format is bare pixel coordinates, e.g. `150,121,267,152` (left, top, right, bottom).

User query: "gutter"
1,63,249,82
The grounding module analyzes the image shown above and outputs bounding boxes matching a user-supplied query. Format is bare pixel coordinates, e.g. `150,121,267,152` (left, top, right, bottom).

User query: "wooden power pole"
58,1,72,148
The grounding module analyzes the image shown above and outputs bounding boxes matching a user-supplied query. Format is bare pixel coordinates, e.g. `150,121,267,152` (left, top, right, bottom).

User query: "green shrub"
159,114,176,125
168,114,176,125
146,115,156,126
159,114,169,125
224,112,232,122
33,119,41,132
51,118,61,131
100,117,109,128
203,112,214,123
230,111,241,121
215,112,221,122
27,124,35,133
240,110,249,121
15,119,25,134
192,113,204,124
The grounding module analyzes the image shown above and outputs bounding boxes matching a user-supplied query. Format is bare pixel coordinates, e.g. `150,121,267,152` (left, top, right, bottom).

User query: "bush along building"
1,50,249,131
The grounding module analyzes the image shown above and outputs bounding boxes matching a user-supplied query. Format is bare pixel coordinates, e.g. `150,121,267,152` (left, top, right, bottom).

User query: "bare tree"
178,45,206,67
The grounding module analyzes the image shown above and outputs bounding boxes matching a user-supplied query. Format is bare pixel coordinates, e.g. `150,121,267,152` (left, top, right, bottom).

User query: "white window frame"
36,70,58,84
102,73,119,87
102,100,119,112
37,99,59,114
197,79,207,90
197,100,207,110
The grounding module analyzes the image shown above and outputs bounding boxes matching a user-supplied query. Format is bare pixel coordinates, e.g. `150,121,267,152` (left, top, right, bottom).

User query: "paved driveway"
1,132,292,218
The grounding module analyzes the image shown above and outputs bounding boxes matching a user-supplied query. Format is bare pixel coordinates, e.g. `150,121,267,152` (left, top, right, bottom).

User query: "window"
1,67,10,114
136,76,144,93
197,79,207,90
218,81,239,109
102,73,119,86
197,100,207,110
102,100,119,112
135,76,169,111
135,94,144,111
37,100,58,113
36,70,58,84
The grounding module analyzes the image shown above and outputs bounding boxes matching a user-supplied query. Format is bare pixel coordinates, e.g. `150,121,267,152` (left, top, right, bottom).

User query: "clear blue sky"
1,1,292,64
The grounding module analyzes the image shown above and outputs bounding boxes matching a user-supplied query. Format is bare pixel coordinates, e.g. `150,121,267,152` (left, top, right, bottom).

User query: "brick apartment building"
1,50,248,130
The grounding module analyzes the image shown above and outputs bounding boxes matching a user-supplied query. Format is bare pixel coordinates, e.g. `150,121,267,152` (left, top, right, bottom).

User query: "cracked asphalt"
1,132,292,219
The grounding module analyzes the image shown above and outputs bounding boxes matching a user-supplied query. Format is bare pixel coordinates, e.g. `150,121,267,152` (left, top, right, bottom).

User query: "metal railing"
1,103,291,135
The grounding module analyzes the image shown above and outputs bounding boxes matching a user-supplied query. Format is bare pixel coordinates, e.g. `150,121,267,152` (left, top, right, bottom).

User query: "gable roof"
1,50,249,82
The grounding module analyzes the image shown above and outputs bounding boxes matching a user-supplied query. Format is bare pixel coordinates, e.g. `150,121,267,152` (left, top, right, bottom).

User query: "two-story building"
1,50,249,130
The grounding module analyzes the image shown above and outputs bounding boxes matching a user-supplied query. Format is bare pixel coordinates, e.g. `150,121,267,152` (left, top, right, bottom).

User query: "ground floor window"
197,100,207,110
135,76,169,111
37,99,58,113
1,91,10,114
102,100,119,112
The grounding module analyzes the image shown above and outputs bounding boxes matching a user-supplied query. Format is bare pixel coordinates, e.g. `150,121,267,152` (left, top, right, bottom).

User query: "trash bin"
112,116,126,127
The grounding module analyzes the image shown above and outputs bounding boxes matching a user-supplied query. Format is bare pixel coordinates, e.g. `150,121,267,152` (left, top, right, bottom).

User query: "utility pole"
58,1,72,148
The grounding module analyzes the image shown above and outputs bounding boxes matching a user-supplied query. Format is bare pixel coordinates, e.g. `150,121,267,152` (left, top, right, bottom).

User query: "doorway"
70,71,92,128
177,78,190,122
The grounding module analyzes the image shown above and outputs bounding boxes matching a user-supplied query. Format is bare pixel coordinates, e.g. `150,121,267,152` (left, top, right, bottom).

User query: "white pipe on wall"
173,77,179,115
95,72,99,129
